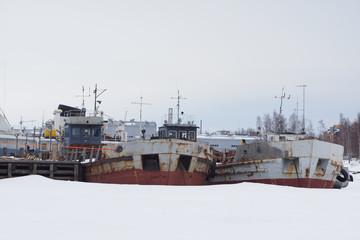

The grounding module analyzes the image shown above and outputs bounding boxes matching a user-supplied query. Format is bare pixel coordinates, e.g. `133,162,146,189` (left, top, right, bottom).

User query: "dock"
0,159,81,181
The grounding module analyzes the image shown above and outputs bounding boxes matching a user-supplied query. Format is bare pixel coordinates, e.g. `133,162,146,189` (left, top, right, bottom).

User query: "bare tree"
246,128,256,136
339,113,352,157
317,120,326,140
288,112,298,133
262,113,272,133
356,113,360,158
256,116,262,133
305,120,315,138
272,110,280,133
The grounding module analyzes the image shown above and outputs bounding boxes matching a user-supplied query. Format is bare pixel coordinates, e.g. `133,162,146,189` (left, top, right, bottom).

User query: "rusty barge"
83,138,212,185
209,135,346,188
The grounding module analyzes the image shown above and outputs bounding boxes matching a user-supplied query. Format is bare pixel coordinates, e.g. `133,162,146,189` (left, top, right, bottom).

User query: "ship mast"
171,90,186,124
76,85,91,109
132,96,151,138
93,84,107,116
275,87,290,133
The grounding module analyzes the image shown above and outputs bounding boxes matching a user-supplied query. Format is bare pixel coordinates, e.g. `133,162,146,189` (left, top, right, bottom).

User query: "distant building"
122,120,157,141
197,131,258,151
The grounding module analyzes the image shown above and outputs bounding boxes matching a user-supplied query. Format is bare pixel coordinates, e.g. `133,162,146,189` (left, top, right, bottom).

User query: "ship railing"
0,141,113,163
63,110,86,117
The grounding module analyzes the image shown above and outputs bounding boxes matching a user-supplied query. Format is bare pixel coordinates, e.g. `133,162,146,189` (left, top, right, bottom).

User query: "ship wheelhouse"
158,124,198,142
58,105,103,147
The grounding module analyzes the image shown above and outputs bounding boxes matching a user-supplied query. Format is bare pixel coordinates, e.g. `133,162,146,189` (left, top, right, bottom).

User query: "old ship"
209,133,348,188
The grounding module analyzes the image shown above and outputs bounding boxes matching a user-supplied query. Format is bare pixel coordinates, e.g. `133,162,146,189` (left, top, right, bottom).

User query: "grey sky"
1,0,359,132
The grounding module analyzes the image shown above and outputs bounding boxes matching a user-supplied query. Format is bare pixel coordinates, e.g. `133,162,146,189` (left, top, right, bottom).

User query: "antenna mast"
93,84,107,116
171,90,187,124
76,85,91,109
297,84,306,134
275,87,290,133
131,96,151,138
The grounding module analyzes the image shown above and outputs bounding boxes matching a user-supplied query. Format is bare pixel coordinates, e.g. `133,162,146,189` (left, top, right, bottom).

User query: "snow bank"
344,159,360,172
1,174,359,240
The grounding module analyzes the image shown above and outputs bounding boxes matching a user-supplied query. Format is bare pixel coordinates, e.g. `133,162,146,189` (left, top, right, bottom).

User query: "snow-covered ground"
1,162,360,240
343,159,360,172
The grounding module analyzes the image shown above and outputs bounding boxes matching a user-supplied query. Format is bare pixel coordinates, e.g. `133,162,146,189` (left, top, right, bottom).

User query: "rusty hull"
209,139,344,188
83,139,212,185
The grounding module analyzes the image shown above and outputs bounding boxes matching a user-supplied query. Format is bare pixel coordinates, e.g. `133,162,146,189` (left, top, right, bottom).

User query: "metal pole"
303,86,306,133
140,97,142,137
275,87,290,134
94,84,97,114
297,84,306,134
15,134,18,157
132,96,151,139
171,90,186,124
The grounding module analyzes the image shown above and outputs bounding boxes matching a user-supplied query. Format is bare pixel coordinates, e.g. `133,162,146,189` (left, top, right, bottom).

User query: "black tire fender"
210,162,216,178
336,168,349,182
350,175,354,182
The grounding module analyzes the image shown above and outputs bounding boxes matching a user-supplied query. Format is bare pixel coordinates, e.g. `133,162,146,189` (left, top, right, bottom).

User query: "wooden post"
33,163,37,175
7,163,12,178
74,164,79,181
50,164,54,179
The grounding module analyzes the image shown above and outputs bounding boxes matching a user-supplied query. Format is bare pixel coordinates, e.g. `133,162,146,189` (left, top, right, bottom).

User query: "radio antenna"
76,85,91,109
132,95,151,138
93,84,107,115
275,87,290,133
171,89,187,124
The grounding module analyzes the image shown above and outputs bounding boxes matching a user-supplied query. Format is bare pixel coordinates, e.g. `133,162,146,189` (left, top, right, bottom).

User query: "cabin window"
83,128,91,137
42,144,47,150
169,130,177,138
71,128,80,137
189,131,195,140
92,128,100,137
142,154,160,171
179,131,187,139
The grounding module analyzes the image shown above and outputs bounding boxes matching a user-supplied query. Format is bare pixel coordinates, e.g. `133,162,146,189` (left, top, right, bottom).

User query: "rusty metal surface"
83,139,213,185
210,139,344,188
102,139,210,159
83,168,208,185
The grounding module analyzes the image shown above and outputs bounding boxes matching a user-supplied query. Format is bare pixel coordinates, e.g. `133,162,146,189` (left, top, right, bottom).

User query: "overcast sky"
0,0,359,133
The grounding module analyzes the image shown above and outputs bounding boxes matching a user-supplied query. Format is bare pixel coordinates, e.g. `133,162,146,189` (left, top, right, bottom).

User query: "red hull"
210,178,335,188
83,168,208,186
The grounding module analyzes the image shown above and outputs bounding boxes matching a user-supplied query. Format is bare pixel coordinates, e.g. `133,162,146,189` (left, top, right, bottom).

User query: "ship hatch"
176,155,192,172
141,154,160,171
282,158,300,174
